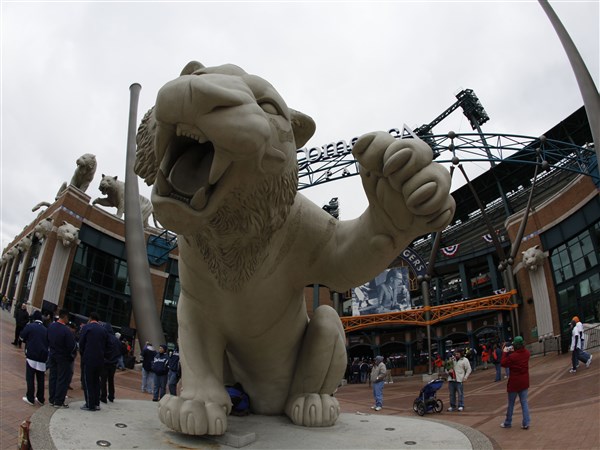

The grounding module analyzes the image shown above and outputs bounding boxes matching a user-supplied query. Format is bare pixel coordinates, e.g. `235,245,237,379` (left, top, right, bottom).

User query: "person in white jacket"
447,349,472,412
570,316,592,373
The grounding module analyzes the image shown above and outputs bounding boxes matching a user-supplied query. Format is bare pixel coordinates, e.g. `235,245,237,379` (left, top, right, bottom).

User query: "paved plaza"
1,308,598,449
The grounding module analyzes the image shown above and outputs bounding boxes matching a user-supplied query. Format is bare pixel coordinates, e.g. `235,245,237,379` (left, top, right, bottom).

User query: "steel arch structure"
297,132,598,191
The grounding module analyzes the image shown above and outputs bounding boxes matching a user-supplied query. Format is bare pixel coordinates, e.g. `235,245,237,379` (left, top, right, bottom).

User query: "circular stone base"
29,400,492,449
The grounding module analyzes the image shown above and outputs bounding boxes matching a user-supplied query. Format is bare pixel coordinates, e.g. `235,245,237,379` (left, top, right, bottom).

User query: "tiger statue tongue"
134,60,455,436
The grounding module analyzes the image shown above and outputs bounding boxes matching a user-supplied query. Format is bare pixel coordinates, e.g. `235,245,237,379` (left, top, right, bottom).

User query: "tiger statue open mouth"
134,60,455,437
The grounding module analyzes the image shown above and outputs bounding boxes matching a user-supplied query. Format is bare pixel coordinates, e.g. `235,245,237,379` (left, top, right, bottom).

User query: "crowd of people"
6,300,181,412
7,294,593,431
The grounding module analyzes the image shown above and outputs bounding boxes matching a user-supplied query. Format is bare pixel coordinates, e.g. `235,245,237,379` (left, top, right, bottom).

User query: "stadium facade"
1,107,598,371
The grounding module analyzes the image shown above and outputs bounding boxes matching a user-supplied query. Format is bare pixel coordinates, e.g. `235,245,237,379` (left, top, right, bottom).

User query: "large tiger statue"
32,153,97,212
134,61,455,436
92,174,154,227
57,153,97,196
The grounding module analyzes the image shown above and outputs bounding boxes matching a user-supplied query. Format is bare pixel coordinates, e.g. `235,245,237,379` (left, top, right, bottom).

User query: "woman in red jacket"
499,336,531,429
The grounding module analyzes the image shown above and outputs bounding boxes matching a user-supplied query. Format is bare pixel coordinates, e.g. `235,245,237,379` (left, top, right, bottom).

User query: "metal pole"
539,0,600,161
421,279,433,375
124,83,165,349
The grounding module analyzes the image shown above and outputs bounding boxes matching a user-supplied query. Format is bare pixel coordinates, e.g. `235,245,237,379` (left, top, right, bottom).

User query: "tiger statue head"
134,61,315,238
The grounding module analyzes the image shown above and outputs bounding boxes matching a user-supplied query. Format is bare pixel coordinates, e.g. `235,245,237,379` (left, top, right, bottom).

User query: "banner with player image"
351,267,412,316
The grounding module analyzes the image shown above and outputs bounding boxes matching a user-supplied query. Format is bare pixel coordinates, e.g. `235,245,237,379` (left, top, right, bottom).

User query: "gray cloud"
2,1,598,248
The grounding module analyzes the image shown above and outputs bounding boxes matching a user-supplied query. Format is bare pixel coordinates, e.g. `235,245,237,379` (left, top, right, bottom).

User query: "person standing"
152,344,169,402
369,355,386,411
492,343,503,382
100,322,121,403
500,336,531,429
481,345,489,370
13,303,30,348
115,332,126,371
433,353,443,376
447,349,472,412
79,312,109,411
359,359,369,384
141,342,156,393
47,309,77,408
19,310,48,406
167,342,180,396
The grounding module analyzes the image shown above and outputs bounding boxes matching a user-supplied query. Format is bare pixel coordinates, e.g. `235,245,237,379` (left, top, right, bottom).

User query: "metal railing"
584,323,600,350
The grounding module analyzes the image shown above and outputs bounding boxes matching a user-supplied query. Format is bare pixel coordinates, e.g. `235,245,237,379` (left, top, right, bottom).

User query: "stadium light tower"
322,197,340,219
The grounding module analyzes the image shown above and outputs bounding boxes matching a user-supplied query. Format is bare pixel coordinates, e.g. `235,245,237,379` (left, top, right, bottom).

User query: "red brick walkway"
1,308,599,449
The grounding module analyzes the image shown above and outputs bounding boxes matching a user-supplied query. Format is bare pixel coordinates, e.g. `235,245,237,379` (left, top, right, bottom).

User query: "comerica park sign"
401,247,427,278
296,125,417,169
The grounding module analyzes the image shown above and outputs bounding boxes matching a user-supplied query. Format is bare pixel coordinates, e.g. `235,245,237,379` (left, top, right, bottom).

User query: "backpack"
226,383,250,416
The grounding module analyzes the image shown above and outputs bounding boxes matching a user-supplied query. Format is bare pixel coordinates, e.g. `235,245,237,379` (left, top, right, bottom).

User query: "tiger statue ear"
134,107,158,186
290,109,316,149
180,61,205,76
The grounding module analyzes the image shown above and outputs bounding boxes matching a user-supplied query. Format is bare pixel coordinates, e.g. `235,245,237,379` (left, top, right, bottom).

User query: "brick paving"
1,307,599,449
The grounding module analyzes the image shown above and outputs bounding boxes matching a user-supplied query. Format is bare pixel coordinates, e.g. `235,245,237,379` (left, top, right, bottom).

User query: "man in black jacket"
13,302,30,348
79,312,109,411
100,322,121,403
167,343,180,396
19,310,48,405
47,309,77,408
141,342,156,393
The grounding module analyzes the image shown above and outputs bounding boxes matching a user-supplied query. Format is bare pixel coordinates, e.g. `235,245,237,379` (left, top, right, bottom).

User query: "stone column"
42,241,73,308
5,254,20,299
14,240,33,303
529,268,554,337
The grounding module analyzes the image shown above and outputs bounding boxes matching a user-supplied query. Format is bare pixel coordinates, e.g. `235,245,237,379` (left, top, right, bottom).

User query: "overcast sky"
1,1,598,250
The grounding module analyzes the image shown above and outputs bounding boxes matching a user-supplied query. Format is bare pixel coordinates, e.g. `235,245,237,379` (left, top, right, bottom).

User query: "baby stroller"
412,378,444,416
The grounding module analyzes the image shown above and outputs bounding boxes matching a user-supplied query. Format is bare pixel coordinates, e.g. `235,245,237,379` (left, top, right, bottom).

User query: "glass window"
551,223,600,327
568,236,583,260
573,258,586,276
579,278,591,297
590,273,600,293
161,275,181,344
64,244,132,328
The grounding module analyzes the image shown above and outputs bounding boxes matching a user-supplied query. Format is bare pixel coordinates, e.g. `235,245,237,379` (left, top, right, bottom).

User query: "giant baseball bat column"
124,83,165,349
539,0,600,160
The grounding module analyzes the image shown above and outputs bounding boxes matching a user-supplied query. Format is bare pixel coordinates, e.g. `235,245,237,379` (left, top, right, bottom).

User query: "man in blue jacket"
19,310,48,406
47,309,77,408
79,312,109,411
152,344,169,401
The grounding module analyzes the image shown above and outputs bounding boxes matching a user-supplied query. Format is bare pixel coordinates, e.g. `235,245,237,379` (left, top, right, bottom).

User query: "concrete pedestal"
29,400,492,449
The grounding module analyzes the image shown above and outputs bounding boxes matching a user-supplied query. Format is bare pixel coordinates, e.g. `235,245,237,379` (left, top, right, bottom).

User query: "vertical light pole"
124,84,165,349
539,0,600,160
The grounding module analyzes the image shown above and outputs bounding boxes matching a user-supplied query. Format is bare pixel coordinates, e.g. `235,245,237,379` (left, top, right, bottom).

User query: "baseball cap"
513,336,524,345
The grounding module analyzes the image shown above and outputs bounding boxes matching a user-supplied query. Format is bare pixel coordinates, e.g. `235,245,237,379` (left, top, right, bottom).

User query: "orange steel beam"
341,290,517,333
